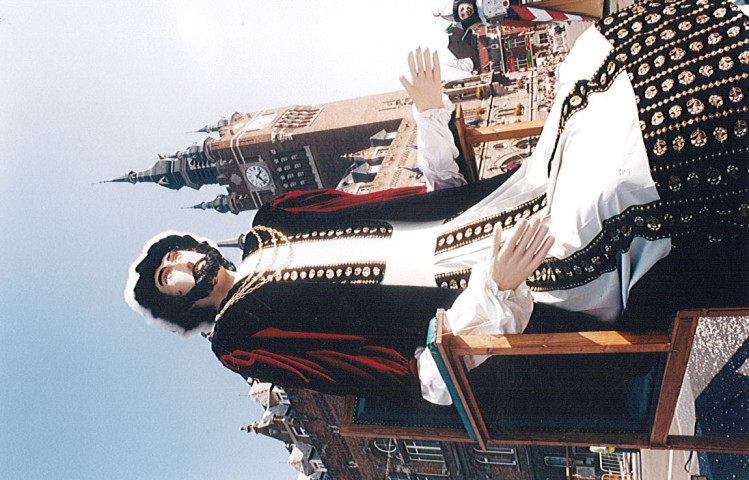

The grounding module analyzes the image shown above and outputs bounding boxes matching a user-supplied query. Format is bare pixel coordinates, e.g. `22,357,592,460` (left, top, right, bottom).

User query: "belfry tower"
108,91,415,214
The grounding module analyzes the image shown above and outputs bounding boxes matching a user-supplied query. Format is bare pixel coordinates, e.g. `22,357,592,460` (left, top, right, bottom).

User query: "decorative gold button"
653,139,668,155
734,119,747,137
687,98,705,114
690,129,707,147
678,71,695,85
729,87,744,103
673,136,686,151
718,56,734,71
713,127,728,144
669,175,682,191
699,65,714,77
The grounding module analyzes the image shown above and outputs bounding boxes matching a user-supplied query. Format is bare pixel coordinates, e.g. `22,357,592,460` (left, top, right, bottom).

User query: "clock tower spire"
106,139,221,190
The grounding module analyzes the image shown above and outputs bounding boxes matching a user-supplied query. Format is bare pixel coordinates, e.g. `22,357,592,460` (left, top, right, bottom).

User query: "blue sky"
0,2,459,479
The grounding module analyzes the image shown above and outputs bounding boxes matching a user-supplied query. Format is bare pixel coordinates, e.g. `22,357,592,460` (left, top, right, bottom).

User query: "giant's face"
155,250,206,297
458,3,474,20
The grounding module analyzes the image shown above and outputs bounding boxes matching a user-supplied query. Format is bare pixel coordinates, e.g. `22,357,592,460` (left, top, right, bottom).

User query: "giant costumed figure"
127,0,748,406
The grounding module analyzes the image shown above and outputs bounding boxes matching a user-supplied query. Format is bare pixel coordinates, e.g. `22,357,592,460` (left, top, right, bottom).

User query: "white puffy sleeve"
416,263,534,405
412,95,467,191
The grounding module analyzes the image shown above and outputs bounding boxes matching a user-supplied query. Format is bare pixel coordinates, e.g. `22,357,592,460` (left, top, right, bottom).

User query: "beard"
182,247,234,306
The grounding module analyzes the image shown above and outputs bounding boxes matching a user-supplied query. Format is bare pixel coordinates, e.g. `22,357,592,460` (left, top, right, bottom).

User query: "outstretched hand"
490,217,555,291
399,47,443,113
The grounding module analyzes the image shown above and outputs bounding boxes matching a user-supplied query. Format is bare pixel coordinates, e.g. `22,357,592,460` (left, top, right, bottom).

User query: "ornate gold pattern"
435,269,471,290
434,195,547,255
524,0,749,292
247,221,394,250
272,261,386,285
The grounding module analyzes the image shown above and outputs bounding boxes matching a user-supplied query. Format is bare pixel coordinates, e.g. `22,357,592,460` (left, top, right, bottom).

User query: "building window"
271,148,320,190
404,441,444,463
513,56,529,70
387,473,409,480
309,459,326,471
373,439,397,454
275,107,322,129
544,455,568,468
472,446,518,466
508,36,526,49
381,98,412,109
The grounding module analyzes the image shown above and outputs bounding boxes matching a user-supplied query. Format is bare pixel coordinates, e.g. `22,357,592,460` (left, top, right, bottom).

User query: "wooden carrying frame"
340,308,749,453
340,116,747,453
453,104,545,183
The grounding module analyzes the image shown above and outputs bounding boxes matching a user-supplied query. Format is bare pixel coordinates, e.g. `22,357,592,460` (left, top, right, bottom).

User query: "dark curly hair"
453,0,480,29
131,234,236,334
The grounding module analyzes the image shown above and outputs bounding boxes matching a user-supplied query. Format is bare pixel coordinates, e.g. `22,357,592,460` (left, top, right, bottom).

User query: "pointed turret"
215,234,245,250
195,118,229,133
106,158,187,190
107,138,221,190
188,194,232,213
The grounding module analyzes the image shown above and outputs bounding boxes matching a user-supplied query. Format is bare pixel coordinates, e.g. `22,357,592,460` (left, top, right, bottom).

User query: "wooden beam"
666,435,749,454
449,330,672,356
649,311,700,447
436,310,488,449
485,432,650,449
338,394,474,442
465,119,545,144
339,423,474,443
453,104,479,183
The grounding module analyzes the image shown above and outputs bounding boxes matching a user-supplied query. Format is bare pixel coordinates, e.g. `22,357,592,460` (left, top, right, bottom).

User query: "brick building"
242,381,611,480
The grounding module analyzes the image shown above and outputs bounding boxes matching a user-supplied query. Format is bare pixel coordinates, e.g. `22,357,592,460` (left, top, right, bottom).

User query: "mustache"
193,249,222,284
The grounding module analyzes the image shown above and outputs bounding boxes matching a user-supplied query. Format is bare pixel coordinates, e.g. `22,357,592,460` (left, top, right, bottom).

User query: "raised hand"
489,217,554,291
399,47,444,113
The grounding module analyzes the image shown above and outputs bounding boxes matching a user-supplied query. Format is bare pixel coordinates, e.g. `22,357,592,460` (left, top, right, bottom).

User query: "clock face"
245,164,271,188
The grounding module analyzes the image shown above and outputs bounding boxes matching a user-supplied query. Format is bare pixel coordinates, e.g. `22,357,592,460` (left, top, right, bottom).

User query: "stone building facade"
243,381,609,480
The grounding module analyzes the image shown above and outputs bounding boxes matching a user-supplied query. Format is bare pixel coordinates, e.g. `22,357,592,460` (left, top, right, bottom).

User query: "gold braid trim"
215,226,292,321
